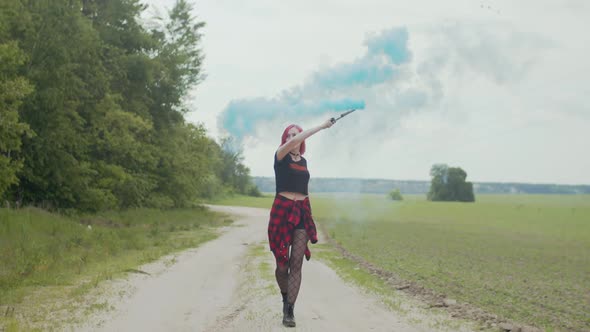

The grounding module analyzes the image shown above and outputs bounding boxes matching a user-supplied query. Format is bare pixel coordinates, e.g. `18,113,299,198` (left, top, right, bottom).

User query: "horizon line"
251,175,590,187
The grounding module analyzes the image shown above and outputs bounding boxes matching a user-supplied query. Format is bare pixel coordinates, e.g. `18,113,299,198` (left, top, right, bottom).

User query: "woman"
268,118,334,327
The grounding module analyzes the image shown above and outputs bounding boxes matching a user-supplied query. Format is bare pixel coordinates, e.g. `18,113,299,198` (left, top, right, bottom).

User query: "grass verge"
202,193,275,209
0,206,232,331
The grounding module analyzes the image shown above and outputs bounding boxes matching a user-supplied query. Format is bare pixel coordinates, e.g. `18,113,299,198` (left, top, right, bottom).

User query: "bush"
388,188,403,201
247,185,262,197
144,193,175,209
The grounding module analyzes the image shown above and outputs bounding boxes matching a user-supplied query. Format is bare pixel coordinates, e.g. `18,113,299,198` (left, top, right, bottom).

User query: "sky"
145,0,590,185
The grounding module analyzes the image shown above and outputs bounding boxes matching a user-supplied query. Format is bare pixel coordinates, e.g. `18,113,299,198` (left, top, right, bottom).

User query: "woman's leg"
275,263,288,296
287,229,309,304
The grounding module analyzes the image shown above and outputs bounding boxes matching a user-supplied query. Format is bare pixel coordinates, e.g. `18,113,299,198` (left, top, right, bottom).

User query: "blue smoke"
221,97,365,140
366,28,411,64
219,27,411,140
313,59,397,89
312,28,411,90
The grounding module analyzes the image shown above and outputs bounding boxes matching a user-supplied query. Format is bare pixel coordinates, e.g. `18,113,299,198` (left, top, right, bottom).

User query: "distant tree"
427,164,475,202
216,136,261,196
388,188,403,201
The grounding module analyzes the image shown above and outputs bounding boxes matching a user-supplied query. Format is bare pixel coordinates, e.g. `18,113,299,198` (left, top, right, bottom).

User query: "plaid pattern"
268,194,318,266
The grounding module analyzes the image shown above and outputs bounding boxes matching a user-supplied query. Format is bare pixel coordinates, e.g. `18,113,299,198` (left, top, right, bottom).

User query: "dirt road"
77,205,473,332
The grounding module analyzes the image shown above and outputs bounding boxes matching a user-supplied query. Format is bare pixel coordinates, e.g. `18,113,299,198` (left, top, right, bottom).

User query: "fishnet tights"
274,229,309,304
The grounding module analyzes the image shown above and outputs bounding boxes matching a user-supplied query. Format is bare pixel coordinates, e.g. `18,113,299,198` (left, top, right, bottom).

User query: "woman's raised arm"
276,119,334,161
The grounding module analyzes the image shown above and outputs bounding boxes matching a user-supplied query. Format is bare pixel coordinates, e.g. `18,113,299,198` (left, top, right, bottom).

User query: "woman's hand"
321,118,335,129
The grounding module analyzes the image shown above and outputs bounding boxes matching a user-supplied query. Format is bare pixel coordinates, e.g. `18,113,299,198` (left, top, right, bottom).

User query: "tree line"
254,176,589,195
0,0,258,212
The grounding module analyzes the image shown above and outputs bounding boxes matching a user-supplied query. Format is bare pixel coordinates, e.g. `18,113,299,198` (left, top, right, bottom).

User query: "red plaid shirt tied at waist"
268,195,318,266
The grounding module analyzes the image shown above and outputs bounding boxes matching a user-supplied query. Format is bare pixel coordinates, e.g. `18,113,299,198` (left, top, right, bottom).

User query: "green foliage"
0,41,33,199
151,123,219,207
0,0,254,210
159,0,206,97
247,184,263,197
215,137,261,196
427,164,475,202
388,188,403,201
0,206,230,318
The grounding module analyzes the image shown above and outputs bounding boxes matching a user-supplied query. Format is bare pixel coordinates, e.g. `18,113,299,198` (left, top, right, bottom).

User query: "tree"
427,164,475,202
0,0,257,211
149,0,205,129
216,136,261,196
388,188,403,201
0,41,33,199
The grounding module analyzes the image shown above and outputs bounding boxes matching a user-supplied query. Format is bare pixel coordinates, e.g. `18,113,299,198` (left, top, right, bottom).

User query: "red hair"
281,124,306,155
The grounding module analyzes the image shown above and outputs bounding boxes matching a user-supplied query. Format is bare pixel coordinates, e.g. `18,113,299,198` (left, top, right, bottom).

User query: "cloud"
221,21,553,180
300,21,553,180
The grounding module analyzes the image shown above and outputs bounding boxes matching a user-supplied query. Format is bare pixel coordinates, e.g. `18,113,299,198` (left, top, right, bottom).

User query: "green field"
211,194,590,331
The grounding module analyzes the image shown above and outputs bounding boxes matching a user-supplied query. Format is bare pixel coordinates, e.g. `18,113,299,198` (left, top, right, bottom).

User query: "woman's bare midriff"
278,191,308,201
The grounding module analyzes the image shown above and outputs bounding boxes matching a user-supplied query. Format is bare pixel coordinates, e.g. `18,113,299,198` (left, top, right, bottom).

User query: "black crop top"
274,152,310,195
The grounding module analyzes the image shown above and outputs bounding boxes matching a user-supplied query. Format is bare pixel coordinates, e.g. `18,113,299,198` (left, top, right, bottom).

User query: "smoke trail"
218,28,411,140
220,97,365,140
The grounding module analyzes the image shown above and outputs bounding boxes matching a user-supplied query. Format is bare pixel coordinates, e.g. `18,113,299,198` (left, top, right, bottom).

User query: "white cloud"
146,0,590,184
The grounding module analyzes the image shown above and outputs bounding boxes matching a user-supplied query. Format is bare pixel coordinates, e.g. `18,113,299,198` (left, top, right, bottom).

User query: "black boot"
282,303,296,327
